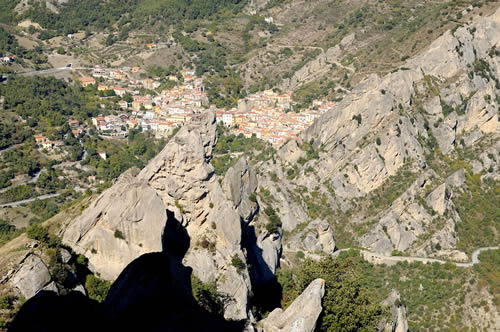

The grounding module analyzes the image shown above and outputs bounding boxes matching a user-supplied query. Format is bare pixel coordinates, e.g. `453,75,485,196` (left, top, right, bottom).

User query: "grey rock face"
382,290,409,332
248,231,282,285
62,167,167,281
394,306,409,332
317,221,336,254
59,248,72,264
11,254,56,299
138,111,217,227
257,278,325,332
223,157,258,222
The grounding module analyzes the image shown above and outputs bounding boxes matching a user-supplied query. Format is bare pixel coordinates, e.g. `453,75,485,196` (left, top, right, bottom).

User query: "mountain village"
75,66,331,147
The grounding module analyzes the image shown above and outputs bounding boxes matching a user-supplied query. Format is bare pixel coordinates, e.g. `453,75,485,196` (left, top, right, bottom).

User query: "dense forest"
22,0,248,35
1,76,100,127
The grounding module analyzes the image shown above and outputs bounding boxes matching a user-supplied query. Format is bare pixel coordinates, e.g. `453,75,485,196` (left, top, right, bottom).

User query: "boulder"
317,221,336,253
394,306,409,332
11,254,56,299
425,184,450,216
258,278,325,332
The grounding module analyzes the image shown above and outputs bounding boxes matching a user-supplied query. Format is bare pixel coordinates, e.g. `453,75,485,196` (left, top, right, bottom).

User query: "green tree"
282,254,386,332
85,275,111,302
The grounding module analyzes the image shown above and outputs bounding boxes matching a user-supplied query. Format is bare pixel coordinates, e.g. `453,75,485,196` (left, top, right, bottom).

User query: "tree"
231,254,246,274
282,253,386,332
85,275,111,302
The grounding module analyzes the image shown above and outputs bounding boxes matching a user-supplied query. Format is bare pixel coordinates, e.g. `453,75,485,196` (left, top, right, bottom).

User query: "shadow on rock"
9,210,246,332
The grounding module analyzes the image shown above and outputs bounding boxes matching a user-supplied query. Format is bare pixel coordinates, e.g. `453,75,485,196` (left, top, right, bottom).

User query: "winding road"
285,246,499,268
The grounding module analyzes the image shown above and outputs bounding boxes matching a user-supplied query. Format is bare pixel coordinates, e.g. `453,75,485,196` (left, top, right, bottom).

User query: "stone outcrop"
9,252,247,332
247,231,282,285
257,278,325,332
10,253,57,299
258,8,500,258
223,157,258,222
285,219,336,254
317,221,336,253
381,290,409,332
138,111,217,227
61,167,167,281
280,46,343,91
62,112,254,321
394,306,409,332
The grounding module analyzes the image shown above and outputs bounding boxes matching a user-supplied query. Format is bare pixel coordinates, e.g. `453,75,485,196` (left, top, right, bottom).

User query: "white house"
222,113,233,126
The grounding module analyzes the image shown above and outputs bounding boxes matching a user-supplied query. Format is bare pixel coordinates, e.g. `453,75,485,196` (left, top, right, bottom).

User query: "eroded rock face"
394,306,409,332
223,157,258,222
138,111,218,228
11,254,57,299
247,231,282,285
62,167,167,280
381,290,409,332
317,221,336,254
263,8,500,257
257,278,325,332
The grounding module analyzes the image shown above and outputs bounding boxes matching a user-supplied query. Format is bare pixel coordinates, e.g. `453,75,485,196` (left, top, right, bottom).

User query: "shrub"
26,224,49,242
281,255,386,331
376,137,381,146
0,296,15,310
191,275,225,315
264,206,282,233
85,275,111,303
296,251,305,259
231,254,246,274
352,114,362,125
114,230,125,240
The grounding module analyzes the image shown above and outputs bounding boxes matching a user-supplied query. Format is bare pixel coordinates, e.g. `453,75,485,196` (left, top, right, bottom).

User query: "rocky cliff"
58,111,285,323
2,6,500,332
258,7,500,260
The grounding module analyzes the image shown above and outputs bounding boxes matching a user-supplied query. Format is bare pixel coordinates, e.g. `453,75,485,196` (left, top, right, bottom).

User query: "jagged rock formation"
10,253,58,299
259,7,500,258
257,278,325,332
394,306,409,332
61,112,262,321
381,290,409,332
5,7,500,331
61,167,167,280
316,221,336,254
285,219,336,254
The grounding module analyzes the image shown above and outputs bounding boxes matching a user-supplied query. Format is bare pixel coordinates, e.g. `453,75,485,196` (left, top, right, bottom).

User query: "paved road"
0,193,61,208
456,246,499,267
286,246,499,268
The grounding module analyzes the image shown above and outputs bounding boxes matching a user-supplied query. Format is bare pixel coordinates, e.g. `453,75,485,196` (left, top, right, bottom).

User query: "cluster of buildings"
216,90,334,147
80,67,207,138
78,65,334,147
34,120,83,150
